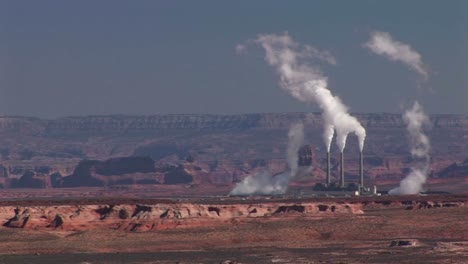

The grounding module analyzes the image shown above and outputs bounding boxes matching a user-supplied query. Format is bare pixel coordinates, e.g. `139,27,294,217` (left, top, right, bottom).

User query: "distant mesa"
437,159,468,178
0,113,465,190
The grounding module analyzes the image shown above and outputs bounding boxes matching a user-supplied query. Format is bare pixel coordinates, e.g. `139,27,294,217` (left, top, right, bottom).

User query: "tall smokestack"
340,151,345,188
360,151,364,189
326,151,331,186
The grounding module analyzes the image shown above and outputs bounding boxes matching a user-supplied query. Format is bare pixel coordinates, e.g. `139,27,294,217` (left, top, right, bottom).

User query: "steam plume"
365,31,428,80
366,31,431,194
287,123,305,177
229,123,304,195
323,124,335,153
253,33,366,152
389,101,431,195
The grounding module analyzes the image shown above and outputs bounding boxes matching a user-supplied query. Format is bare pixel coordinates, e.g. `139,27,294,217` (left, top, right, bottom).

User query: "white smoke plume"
389,101,431,195
365,31,428,80
229,123,304,195
252,33,366,152
323,124,335,153
228,171,288,196
287,123,305,177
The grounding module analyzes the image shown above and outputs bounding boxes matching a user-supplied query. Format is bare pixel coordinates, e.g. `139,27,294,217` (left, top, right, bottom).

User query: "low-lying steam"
229,123,305,195
389,101,431,195
253,33,366,153
365,31,428,80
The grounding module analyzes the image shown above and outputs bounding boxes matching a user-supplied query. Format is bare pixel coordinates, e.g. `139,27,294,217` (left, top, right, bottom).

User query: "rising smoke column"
365,31,428,80
365,31,431,194
389,102,431,194
287,122,305,177
323,124,335,153
253,33,366,152
229,123,304,195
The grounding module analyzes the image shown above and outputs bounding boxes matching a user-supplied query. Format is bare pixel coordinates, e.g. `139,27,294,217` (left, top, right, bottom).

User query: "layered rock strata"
0,201,363,232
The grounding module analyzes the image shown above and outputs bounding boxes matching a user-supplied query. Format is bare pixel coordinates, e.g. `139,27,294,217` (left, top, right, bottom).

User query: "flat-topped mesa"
0,202,363,232
0,198,465,232
0,113,465,136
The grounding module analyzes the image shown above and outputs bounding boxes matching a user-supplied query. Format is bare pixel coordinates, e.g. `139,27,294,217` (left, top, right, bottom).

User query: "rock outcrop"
0,196,464,233
61,157,157,187
0,201,363,232
390,240,418,247
13,171,46,189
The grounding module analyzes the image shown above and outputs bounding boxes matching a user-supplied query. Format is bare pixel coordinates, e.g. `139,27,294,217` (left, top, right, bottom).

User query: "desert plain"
0,186,465,264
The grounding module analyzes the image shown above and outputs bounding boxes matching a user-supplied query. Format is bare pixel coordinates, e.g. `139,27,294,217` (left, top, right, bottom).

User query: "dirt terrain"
0,193,466,263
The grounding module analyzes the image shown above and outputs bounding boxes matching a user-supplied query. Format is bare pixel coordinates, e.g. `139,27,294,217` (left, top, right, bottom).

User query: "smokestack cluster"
328,149,363,189
246,33,366,187
234,33,368,190
232,30,435,194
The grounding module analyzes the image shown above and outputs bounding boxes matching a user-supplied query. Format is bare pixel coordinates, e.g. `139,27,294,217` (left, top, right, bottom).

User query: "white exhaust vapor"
365,30,431,194
365,31,428,80
287,123,305,177
389,101,431,195
229,123,305,195
323,124,335,153
253,33,366,153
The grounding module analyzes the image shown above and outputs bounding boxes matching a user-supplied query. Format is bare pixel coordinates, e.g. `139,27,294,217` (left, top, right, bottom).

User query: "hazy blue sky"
0,1,467,117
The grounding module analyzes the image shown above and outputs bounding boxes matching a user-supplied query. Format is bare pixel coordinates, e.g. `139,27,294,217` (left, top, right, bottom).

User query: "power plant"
231,31,430,197
297,145,367,191
232,33,379,196
322,149,370,194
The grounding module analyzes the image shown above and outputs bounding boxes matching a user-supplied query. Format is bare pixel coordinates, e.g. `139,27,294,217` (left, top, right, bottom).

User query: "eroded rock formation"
0,197,463,233
0,201,363,232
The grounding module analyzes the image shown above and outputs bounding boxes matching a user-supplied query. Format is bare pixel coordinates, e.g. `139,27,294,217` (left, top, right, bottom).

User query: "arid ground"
0,189,466,264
